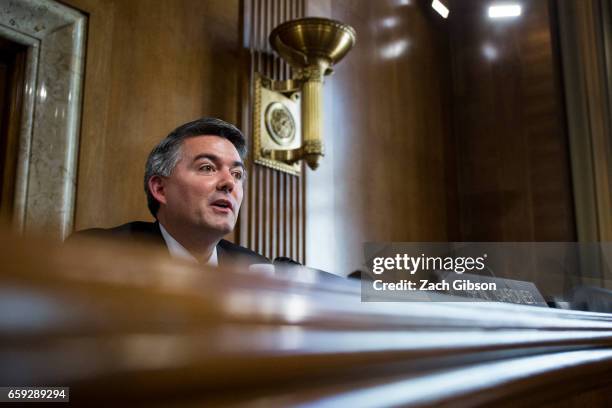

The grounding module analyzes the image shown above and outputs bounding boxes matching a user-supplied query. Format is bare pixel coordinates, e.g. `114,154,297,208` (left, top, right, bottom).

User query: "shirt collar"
158,222,218,266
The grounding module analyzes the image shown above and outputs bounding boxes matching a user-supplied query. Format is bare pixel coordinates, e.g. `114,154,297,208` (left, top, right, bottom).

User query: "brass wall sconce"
253,17,356,174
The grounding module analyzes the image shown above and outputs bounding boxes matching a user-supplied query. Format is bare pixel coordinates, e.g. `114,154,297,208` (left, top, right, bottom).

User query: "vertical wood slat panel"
243,0,305,264
265,167,271,258
290,0,297,262
300,0,306,263
294,0,303,264
244,0,253,251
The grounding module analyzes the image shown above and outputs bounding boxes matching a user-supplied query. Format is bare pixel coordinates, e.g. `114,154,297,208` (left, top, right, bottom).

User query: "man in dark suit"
72,117,269,267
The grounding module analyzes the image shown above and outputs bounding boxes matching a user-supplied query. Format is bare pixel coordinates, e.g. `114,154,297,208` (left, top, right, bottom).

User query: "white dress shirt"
158,222,218,266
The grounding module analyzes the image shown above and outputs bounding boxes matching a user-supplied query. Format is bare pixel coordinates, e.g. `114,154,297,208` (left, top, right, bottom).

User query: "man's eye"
232,170,244,180
199,164,216,173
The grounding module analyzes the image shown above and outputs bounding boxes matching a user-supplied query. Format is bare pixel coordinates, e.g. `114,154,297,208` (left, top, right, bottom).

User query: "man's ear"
148,175,167,205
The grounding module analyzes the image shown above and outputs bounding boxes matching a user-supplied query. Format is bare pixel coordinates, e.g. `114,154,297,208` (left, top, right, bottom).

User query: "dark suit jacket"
71,221,270,267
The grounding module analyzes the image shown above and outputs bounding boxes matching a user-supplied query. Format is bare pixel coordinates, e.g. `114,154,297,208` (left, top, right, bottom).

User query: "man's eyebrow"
193,153,245,169
193,153,218,163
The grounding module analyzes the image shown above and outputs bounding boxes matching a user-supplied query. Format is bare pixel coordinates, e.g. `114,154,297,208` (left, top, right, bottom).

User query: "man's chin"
203,221,234,236
195,213,236,236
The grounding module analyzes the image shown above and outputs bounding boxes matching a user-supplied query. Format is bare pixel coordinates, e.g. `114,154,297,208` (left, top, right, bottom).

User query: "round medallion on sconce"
265,102,296,146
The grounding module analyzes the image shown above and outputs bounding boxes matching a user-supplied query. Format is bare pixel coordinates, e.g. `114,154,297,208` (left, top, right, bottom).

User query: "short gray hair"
144,117,247,218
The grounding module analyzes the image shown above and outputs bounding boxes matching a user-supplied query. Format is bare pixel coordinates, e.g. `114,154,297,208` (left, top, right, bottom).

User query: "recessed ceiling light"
488,4,522,19
431,0,449,19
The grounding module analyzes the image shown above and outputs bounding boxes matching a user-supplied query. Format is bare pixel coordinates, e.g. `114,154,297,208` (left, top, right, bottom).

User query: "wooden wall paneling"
285,174,290,260
240,0,252,249
240,0,306,264
556,0,612,288
449,0,576,242
561,0,612,242
578,1,612,242
66,0,241,230
294,174,299,261
301,0,454,274
288,172,293,261
277,171,282,259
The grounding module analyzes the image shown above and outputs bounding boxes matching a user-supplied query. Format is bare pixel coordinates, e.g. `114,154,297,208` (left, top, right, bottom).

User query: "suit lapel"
216,241,227,266
150,221,171,255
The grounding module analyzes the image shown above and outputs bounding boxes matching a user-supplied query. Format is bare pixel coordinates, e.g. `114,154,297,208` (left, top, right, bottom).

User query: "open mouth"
211,199,233,212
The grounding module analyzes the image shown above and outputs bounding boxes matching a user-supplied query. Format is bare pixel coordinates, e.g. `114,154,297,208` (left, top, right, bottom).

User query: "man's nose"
216,168,235,192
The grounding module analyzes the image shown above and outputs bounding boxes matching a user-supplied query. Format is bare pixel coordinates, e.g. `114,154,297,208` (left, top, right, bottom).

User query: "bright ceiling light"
488,4,522,18
431,0,449,19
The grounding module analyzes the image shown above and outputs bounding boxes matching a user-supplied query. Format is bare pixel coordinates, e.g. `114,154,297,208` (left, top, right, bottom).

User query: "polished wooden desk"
1,234,611,406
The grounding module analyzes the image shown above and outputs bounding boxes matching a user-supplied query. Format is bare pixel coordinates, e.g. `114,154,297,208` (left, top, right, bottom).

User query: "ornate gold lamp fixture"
253,17,356,174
